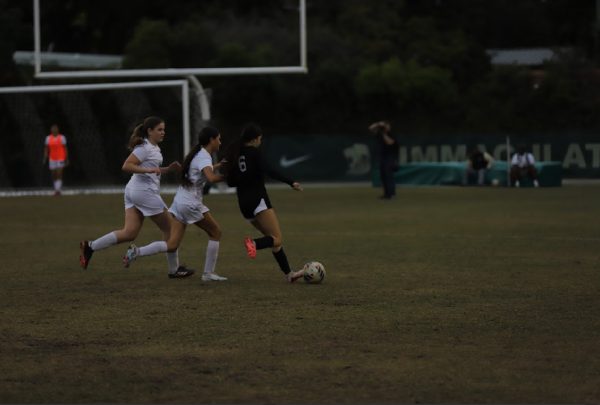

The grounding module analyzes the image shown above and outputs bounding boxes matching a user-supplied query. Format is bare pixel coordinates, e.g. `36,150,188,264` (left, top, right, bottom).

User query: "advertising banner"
262,132,600,182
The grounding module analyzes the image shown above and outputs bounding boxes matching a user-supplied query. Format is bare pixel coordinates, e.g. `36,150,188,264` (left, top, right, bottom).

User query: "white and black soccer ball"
302,261,326,284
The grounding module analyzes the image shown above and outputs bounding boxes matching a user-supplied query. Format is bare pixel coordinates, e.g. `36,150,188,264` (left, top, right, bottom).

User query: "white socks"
147,240,219,275
53,179,62,191
128,240,179,274
138,241,167,257
89,232,117,251
166,251,179,274
203,240,220,275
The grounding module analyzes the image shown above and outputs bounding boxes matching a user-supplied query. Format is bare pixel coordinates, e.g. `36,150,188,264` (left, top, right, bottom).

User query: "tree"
355,57,459,130
123,19,171,68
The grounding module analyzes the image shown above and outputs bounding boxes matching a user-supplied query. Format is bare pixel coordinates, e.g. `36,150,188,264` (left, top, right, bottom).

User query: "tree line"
2,0,599,135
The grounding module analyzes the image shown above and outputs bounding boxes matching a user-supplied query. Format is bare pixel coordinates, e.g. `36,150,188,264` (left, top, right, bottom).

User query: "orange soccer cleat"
244,237,257,259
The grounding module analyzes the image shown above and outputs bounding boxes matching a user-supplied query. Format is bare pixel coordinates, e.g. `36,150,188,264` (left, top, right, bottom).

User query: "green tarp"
372,161,562,187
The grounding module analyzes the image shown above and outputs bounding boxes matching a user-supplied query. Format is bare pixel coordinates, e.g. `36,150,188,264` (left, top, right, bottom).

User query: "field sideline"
1,186,599,403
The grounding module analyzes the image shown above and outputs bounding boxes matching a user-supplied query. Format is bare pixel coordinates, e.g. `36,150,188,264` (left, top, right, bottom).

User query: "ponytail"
128,124,145,151
127,116,164,151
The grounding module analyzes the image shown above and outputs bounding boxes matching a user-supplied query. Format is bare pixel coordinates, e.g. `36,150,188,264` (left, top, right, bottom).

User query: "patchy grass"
1,185,599,403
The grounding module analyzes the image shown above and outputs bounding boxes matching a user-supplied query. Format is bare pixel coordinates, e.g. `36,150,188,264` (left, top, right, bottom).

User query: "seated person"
463,146,494,186
511,145,539,187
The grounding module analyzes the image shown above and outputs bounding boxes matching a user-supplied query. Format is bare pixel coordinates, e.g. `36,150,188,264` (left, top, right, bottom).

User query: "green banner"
262,134,373,181
262,132,600,182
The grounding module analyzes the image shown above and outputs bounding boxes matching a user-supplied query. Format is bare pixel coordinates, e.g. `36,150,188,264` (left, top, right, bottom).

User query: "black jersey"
378,133,399,162
232,145,295,219
234,146,294,191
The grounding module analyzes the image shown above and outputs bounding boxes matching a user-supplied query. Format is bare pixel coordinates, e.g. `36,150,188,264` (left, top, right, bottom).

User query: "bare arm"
161,161,181,174
382,133,396,146
202,166,224,183
42,146,48,163
368,122,382,133
485,152,494,169
213,159,226,171
121,153,161,175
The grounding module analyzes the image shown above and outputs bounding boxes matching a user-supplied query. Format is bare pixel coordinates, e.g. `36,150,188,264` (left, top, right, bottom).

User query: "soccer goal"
32,0,307,79
0,80,197,189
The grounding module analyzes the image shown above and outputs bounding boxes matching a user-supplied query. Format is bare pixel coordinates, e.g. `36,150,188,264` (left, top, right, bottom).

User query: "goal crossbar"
33,0,307,79
0,80,191,156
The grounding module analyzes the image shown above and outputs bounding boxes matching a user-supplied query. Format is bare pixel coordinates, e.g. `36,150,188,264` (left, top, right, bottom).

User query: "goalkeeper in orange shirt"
43,124,69,196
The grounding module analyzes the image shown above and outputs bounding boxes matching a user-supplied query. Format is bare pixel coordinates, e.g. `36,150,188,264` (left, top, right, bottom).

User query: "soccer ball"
302,261,326,284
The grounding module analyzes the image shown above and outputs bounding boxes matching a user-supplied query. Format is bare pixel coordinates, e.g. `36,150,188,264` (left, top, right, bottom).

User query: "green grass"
1,185,600,403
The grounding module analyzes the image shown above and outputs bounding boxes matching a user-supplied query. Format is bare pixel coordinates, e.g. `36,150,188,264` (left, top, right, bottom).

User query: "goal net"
0,81,203,190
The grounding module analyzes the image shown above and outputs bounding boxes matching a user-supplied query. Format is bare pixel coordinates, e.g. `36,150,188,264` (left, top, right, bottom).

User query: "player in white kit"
79,116,190,278
123,126,227,281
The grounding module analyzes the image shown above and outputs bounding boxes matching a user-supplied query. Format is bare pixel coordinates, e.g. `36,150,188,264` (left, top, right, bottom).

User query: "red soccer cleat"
79,240,93,269
244,237,256,259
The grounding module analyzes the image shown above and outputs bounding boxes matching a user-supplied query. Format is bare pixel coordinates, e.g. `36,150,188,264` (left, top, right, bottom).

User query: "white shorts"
253,198,269,216
124,188,167,217
49,160,66,170
169,199,209,224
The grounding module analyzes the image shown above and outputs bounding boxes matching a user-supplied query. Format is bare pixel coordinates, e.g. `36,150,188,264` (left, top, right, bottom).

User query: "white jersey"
511,152,535,168
173,148,213,205
125,139,163,191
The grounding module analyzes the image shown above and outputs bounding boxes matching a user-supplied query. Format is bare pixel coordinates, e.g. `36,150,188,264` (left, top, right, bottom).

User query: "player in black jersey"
224,124,304,283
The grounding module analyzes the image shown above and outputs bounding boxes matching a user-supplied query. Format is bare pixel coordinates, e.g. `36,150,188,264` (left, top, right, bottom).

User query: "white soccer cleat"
123,244,138,268
286,269,304,283
201,272,228,282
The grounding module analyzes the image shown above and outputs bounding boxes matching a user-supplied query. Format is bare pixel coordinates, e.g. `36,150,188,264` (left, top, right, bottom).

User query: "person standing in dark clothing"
369,120,399,199
224,123,305,283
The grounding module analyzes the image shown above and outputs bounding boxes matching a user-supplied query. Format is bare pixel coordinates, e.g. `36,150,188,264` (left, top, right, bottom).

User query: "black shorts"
238,191,273,220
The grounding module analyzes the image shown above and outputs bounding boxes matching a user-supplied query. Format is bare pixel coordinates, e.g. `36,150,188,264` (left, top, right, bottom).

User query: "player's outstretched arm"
161,161,182,174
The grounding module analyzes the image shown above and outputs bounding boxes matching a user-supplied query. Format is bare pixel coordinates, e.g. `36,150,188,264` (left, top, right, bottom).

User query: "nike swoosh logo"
280,154,311,168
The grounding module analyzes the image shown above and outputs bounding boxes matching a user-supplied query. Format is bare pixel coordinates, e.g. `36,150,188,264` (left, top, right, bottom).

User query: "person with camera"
368,120,399,199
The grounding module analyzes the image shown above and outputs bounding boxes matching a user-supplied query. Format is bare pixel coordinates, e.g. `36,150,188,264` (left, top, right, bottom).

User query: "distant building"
486,48,576,67
13,51,123,69
486,48,576,89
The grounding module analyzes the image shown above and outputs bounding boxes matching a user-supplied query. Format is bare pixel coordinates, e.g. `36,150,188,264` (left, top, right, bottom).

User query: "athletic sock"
139,241,167,257
255,236,274,250
89,232,117,251
166,250,179,274
203,240,220,275
272,247,291,275
53,180,62,191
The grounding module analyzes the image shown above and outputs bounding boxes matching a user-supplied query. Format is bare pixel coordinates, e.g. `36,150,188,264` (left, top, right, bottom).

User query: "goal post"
0,80,193,189
32,0,308,79
0,80,190,155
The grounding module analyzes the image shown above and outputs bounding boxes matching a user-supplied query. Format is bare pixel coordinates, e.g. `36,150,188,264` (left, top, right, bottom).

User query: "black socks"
254,236,274,250
272,248,291,275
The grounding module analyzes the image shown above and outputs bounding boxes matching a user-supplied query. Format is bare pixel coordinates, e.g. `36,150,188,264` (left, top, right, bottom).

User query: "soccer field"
1,185,599,403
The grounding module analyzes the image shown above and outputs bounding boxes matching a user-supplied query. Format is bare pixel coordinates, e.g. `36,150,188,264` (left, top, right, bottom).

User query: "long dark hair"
223,123,263,187
128,116,164,151
181,126,220,186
